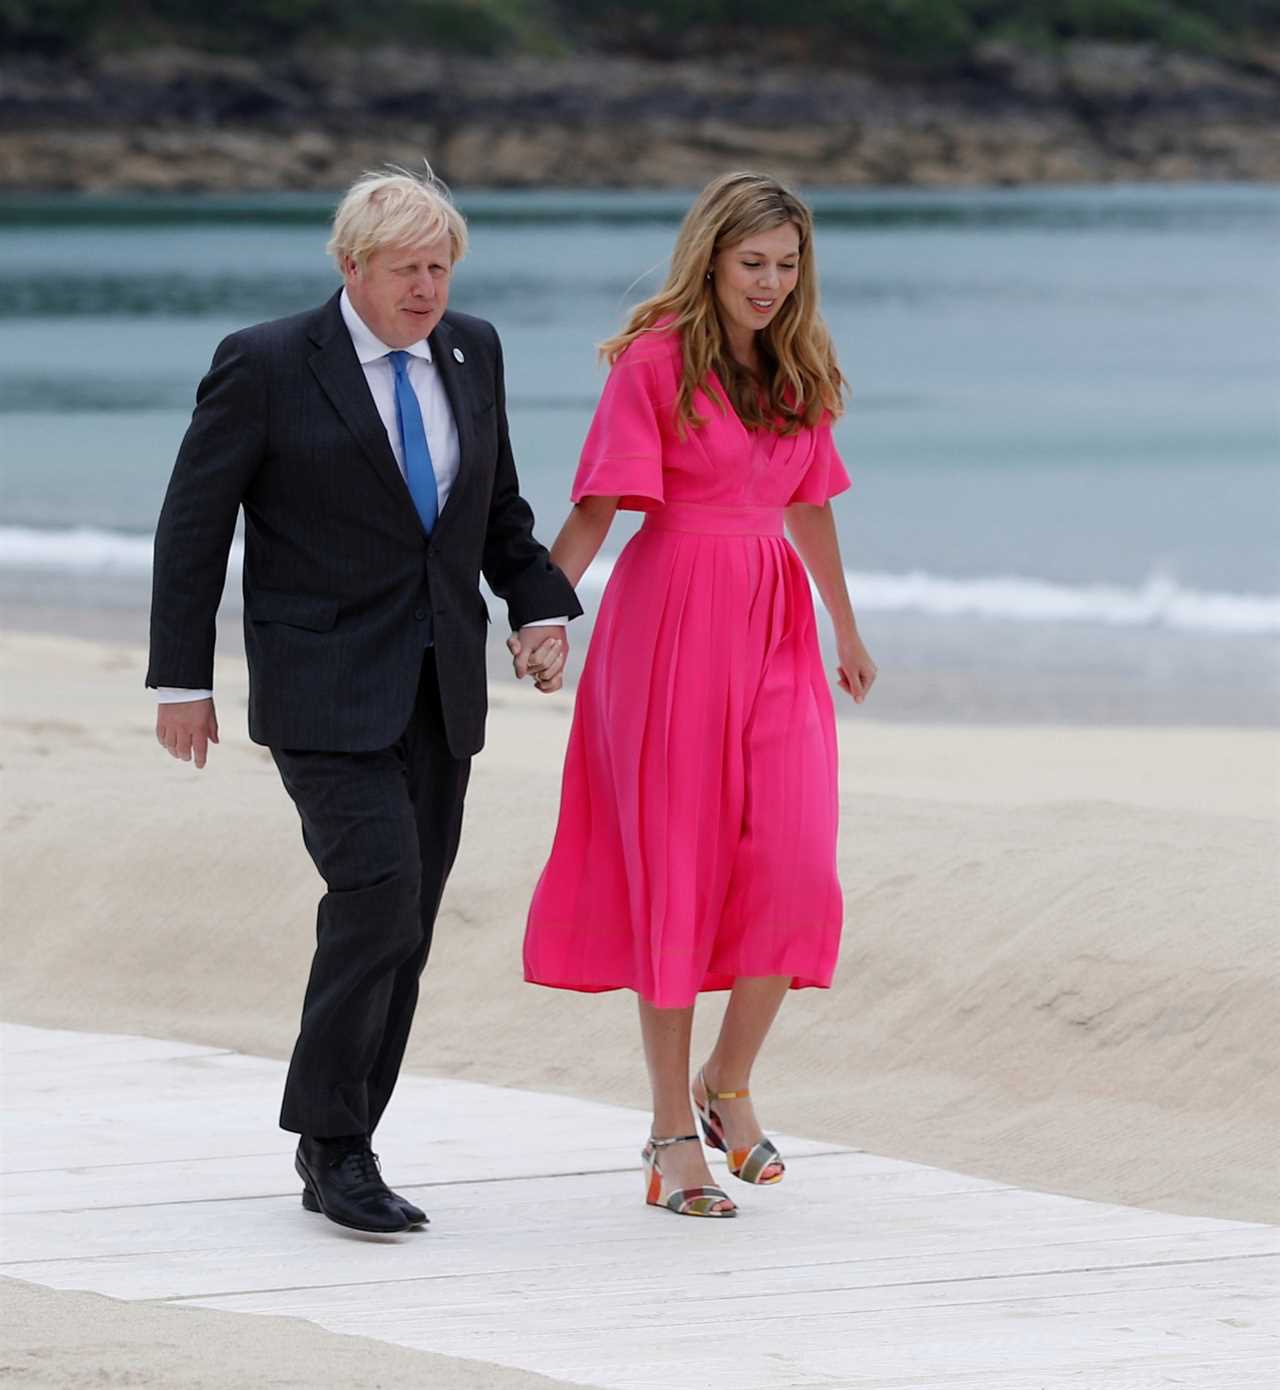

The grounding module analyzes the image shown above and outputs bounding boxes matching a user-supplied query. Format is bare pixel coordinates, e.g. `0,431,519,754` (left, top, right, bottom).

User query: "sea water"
1,186,1275,723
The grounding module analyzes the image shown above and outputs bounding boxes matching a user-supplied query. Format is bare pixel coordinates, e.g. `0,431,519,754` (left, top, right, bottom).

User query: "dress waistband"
641,501,784,537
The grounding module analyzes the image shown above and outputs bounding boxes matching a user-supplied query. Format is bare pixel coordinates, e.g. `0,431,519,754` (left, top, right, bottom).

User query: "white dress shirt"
155,291,567,704
339,286,462,513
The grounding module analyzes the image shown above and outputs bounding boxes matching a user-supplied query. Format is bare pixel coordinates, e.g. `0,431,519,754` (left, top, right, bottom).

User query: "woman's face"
711,222,801,343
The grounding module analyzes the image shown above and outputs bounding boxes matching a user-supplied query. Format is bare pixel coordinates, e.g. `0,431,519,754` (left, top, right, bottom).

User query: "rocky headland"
2,39,1278,191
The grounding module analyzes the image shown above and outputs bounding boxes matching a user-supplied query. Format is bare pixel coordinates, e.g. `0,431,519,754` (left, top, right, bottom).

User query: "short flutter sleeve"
788,416,852,506
571,347,666,512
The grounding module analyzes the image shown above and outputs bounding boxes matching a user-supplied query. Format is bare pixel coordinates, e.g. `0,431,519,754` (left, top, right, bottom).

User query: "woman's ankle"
700,1061,751,1095
651,1109,697,1139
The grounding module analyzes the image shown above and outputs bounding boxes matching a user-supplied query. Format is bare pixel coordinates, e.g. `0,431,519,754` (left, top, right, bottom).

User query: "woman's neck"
723,323,760,374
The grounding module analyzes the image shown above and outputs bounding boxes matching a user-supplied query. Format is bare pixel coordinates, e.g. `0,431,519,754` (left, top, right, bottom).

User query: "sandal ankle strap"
698,1069,750,1102
648,1133,700,1149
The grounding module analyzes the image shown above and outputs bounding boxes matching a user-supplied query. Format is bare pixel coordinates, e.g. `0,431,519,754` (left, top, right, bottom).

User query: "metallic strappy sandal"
693,1069,786,1186
642,1134,737,1217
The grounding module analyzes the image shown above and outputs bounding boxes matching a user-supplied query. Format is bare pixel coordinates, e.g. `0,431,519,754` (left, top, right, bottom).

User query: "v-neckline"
706,365,780,460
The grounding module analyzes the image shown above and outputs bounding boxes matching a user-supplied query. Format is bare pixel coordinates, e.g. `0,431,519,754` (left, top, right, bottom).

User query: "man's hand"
156,698,220,769
507,626,568,694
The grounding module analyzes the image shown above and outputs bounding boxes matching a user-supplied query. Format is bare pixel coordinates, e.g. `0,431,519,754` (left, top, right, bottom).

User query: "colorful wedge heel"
693,1069,786,1185
642,1134,737,1217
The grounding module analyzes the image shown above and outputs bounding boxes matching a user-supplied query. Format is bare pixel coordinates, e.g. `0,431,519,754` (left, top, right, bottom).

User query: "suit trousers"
271,649,471,1138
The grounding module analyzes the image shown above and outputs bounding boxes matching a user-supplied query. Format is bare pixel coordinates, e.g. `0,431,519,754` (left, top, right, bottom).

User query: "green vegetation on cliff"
5,0,1278,62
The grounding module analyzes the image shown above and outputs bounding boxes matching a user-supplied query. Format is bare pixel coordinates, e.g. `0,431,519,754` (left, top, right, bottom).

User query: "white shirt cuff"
519,617,570,630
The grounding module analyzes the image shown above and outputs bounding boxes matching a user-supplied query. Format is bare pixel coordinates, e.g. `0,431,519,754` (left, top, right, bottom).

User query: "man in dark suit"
148,168,581,1235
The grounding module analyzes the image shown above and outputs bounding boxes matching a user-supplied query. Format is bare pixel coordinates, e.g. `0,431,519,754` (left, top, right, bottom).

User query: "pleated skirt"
523,503,843,1008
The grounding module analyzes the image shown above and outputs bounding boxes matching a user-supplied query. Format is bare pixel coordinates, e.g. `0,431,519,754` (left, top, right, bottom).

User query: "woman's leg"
695,975,792,1179
638,999,734,1208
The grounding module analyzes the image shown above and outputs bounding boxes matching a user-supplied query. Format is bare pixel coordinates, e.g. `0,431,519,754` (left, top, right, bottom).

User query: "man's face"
342,232,454,348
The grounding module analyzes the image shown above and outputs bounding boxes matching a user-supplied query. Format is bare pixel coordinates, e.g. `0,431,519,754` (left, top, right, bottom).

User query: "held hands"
837,630,878,704
507,625,569,694
156,697,220,769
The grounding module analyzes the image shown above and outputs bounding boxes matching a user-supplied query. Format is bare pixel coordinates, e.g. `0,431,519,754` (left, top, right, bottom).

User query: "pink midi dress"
523,326,851,1008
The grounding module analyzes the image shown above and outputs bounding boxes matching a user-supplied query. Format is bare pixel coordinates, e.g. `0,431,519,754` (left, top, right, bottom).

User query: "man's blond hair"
327,164,468,270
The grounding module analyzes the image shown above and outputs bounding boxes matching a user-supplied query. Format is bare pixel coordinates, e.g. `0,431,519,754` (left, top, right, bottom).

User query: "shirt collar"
339,287,433,365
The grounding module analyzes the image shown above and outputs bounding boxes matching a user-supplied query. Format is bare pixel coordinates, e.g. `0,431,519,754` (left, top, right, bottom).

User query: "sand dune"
1,630,1276,1223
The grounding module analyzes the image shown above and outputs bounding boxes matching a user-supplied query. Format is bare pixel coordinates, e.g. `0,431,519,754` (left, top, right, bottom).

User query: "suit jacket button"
414,608,426,621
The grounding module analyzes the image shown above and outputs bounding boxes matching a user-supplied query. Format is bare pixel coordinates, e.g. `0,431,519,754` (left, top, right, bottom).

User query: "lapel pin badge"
453,347,465,363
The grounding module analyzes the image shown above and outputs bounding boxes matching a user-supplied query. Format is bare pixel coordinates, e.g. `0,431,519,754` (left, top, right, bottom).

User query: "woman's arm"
509,496,620,689
785,501,878,703
549,495,619,588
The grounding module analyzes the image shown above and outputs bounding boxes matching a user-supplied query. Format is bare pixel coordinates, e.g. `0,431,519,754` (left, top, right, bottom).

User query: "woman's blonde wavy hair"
601,172,846,436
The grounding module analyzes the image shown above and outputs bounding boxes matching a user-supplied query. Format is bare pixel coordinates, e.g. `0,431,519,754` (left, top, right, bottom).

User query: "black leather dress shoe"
300,1177,428,1226
295,1136,410,1234
388,1190,429,1227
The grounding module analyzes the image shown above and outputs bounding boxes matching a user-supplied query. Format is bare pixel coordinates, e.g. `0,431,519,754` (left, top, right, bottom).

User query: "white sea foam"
570,556,1280,636
0,526,243,576
835,568,1280,636
2,526,1277,636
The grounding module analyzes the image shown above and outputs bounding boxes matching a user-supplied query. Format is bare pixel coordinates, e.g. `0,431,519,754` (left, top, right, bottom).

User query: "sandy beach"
2,625,1276,1219
0,1278,582,1390
2,627,1277,1385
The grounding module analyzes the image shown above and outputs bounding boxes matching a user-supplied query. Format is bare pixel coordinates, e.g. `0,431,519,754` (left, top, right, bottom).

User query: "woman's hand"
508,629,567,693
836,630,877,704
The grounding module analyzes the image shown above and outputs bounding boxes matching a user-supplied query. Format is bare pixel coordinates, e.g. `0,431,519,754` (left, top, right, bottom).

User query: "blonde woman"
515,172,876,1218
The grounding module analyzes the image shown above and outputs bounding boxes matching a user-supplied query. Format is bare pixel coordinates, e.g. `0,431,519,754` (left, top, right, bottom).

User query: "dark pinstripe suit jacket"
146,291,581,757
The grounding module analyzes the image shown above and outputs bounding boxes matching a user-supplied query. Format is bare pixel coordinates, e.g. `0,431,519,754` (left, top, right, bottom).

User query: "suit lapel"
429,317,476,534
307,294,417,518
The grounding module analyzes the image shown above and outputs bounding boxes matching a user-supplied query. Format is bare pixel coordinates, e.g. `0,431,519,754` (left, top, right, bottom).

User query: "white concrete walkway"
2,1021,1277,1389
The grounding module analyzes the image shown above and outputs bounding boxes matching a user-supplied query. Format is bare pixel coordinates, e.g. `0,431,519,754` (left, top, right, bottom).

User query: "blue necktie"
388,350,439,535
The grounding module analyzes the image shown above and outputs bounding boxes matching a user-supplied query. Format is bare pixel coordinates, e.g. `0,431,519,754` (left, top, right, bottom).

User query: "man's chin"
395,310,440,342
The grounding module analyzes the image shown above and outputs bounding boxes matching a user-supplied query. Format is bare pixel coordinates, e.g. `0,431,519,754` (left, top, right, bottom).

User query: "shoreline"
3,598,1276,730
